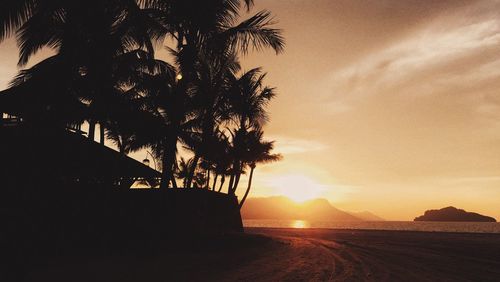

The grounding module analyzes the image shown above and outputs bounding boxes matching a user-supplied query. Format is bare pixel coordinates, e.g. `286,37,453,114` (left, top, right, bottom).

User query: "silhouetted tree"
183,52,240,188
210,130,233,191
1,0,284,195
238,129,281,208
142,0,284,186
111,55,196,189
1,0,162,141
226,68,276,194
175,157,194,188
4,55,87,127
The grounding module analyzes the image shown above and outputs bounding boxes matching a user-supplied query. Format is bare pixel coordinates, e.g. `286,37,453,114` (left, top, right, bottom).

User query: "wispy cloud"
270,135,328,155
324,4,500,111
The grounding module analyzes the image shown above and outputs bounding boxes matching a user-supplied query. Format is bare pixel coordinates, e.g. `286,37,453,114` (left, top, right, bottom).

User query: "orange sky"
2,0,500,220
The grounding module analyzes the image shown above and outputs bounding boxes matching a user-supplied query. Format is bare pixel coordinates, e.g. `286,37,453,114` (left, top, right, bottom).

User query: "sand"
244,228,500,281
17,228,500,281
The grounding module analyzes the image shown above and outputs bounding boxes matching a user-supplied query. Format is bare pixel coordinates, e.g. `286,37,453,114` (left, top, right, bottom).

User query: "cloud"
305,1,500,186
270,135,328,155
323,2,500,111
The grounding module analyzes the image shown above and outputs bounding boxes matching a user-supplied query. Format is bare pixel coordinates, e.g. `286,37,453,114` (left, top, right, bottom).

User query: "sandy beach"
18,227,500,281
244,228,500,281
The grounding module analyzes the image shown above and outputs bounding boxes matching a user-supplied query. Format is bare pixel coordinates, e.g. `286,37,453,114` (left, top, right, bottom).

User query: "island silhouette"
414,206,496,222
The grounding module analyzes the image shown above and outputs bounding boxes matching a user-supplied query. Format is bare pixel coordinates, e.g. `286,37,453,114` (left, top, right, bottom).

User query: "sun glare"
291,220,308,229
267,174,327,203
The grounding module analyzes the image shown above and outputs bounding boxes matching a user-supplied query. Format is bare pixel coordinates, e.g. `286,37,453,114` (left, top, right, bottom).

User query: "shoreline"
245,225,500,235
243,219,500,234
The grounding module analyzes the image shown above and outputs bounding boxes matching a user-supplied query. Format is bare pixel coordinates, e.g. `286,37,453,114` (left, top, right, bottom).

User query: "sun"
267,174,327,203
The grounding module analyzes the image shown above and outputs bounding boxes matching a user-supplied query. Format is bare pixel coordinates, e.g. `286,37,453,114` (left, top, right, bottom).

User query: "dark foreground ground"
10,228,500,281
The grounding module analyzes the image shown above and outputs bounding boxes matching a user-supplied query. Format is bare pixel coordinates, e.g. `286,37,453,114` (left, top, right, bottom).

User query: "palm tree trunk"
212,174,219,190
239,166,255,209
227,174,235,194
160,137,177,189
170,173,178,189
230,161,243,194
218,175,225,192
233,172,241,193
99,123,105,144
206,169,210,189
118,140,125,154
160,149,170,189
186,154,200,188
88,120,96,141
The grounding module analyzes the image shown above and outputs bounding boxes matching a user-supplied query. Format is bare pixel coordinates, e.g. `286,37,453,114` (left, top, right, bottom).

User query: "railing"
66,124,86,135
0,115,87,135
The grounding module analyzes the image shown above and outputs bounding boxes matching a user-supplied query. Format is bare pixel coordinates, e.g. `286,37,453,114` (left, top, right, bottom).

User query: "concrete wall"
1,185,243,250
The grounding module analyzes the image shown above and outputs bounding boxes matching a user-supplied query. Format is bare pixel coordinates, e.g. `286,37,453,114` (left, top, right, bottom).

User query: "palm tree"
192,127,235,190
226,68,276,194
3,54,87,128
141,0,284,59
1,1,160,61
226,127,247,194
210,130,232,191
183,51,240,189
192,171,207,189
113,55,197,189
19,45,182,190
238,129,281,208
228,68,275,130
175,157,194,188
0,0,37,42
2,0,285,193
2,1,162,141
140,0,284,187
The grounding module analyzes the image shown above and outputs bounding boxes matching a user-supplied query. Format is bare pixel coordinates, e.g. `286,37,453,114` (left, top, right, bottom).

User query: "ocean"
243,219,500,234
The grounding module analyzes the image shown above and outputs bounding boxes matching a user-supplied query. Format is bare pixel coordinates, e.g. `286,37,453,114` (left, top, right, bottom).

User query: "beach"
244,228,500,281
20,228,500,281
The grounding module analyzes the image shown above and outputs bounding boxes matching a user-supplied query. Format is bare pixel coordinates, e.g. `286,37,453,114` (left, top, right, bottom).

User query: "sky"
2,0,500,220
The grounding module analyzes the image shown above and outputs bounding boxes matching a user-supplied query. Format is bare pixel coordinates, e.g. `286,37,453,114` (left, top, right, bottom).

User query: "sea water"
243,219,500,233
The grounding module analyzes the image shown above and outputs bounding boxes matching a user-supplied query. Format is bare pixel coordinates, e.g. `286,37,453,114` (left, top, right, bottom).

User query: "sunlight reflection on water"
291,220,308,229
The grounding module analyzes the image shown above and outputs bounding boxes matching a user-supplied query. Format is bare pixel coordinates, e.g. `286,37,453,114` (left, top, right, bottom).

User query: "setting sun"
267,174,328,203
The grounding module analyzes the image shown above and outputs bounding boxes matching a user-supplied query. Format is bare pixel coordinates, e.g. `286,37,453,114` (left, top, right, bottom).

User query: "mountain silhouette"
414,206,496,222
347,211,385,221
241,196,382,221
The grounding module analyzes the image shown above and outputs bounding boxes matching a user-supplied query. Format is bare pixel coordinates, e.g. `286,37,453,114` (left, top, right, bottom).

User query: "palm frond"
219,10,285,55
0,0,36,42
16,5,65,66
